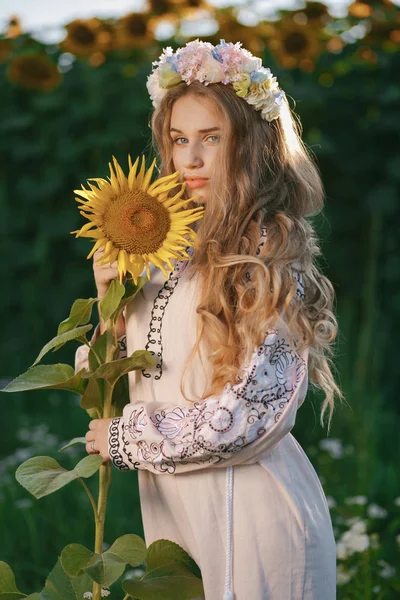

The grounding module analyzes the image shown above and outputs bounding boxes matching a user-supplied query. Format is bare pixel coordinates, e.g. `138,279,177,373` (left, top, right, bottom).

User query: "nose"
183,142,204,170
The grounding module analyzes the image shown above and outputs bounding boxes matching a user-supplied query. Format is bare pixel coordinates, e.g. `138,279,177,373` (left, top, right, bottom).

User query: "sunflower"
267,18,322,71
115,12,153,49
71,155,204,284
0,40,12,63
7,53,62,91
60,18,111,57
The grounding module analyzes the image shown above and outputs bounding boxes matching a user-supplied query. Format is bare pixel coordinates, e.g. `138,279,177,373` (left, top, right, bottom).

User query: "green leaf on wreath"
16,455,103,499
0,561,26,600
1,365,87,395
32,325,93,366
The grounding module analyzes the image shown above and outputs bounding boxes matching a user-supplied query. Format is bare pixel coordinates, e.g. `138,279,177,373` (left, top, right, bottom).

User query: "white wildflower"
372,585,381,593
367,503,388,519
377,559,395,579
319,437,344,459
345,495,368,505
336,518,369,559
394,496,400,507
336,563,357,585
101,588,110,597
83,593,93,599
396,534,400,546
326,495,336,508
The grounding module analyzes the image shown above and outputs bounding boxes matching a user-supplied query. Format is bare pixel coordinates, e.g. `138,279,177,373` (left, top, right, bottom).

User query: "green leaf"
83,534,146,587
57,298,98,336
80,377,102,412
16,455,103,499
100,279,125,323
0,562,26,600
60,544,94,577
84,351,154,386
122,561,204,600
88,332,108,371
146,539,201,579
40,558,93,600
1,365,87,395
58,438,87,452
32,325,93,367
112,374,130,416
107,534,146,568
116,276,148,316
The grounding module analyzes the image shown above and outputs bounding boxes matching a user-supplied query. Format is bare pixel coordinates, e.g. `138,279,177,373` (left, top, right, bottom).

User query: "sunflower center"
72,24,96,46
126,16,147,36
20,56,52,81
284,32,308,55
102,189,171,255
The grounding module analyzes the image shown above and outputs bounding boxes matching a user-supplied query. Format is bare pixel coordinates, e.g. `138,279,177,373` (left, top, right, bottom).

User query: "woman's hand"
93,247,126,299
85,418,114,464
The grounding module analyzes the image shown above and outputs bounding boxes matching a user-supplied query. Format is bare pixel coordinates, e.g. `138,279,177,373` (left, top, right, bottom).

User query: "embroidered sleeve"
74,314,127,374
108,321,308,474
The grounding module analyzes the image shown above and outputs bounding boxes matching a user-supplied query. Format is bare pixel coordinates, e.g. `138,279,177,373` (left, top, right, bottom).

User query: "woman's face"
170,94,223,204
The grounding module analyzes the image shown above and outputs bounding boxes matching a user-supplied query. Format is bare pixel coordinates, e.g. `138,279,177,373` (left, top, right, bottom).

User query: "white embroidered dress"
75,230,337,600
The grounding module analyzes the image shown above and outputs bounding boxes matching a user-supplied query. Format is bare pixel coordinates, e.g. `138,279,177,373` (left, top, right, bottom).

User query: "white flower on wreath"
146,70,167,107
196,53,224,84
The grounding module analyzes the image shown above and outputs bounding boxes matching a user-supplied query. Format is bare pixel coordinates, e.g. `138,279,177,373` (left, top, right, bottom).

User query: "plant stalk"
92,320,116,600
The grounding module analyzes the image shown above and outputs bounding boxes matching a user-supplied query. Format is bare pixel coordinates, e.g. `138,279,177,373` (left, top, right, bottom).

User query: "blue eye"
172,135,220,145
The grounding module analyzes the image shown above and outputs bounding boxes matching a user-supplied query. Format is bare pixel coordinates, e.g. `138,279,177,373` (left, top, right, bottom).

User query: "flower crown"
146,39,286,122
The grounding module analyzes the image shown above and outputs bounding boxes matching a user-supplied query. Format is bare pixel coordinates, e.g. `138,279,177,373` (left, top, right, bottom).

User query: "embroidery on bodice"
141,226,305,381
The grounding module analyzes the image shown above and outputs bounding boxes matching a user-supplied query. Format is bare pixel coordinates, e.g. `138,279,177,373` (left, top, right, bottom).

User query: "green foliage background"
0,8,399,596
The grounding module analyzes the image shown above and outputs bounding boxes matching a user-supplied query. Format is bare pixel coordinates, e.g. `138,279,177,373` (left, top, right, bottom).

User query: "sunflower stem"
92,319,116,600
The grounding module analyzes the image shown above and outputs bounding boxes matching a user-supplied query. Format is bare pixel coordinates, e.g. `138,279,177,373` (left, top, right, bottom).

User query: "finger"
85,431,95,442
85,442,99,455
89,420,98,430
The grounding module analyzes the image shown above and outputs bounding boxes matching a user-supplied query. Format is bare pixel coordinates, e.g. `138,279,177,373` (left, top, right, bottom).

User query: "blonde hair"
148,79,345,433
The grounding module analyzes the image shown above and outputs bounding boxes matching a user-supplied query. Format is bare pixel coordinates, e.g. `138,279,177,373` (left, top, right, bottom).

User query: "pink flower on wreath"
175,39,214,84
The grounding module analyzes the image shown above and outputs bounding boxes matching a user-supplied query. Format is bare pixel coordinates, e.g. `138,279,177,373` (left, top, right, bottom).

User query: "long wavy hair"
148,79,345,432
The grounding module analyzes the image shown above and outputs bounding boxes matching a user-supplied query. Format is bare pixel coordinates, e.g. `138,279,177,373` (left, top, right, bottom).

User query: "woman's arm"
108,306,308,474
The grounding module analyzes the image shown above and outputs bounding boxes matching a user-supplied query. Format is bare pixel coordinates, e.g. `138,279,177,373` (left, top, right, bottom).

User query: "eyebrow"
170,127,221,134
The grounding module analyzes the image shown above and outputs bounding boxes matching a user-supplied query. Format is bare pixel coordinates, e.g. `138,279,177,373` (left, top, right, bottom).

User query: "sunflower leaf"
39,558,93,600
145,539,201,579
83,351,155,386
58,437,87,452
32,325,93,367
0,561,26,599
60,543,94,577
83,535,146,586
112,373,130,416
122,561,204,600
100,279,125,323
1,365,87,395
57,298,98,336
115,276,148,318
16,455,103,499
80,377,103,412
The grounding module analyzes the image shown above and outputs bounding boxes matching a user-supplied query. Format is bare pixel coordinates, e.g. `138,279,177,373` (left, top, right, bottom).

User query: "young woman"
75,39,343,599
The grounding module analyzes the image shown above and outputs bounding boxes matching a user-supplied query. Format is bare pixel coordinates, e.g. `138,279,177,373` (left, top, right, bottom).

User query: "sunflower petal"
135,155,146,188
128,156,140,190
142,157,157,192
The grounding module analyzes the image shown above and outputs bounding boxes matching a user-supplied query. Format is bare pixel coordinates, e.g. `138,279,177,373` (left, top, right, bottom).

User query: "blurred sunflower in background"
0,39,12,63
7,53,62,91
71,155,204,284
60,18,112,57
267,17,323,71
115,12,153,49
